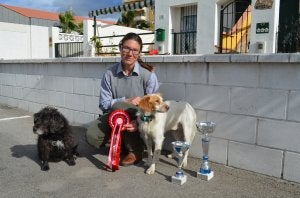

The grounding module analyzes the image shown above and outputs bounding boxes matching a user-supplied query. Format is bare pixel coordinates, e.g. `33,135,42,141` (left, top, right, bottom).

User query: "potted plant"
91,36,102,56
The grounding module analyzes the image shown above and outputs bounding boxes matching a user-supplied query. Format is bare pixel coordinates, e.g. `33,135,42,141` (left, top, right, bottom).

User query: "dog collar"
140,115,153,122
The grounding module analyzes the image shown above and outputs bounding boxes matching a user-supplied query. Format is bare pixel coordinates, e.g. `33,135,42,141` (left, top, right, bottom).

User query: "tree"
133,19,150,30
76,22,84,35
58,10,78,34
117,11,150,30
117,11,135,27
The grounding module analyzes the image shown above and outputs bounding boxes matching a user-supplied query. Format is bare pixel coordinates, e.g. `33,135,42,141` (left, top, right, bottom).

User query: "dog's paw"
146,165,155,175
41,164,49,171
66,158,76,166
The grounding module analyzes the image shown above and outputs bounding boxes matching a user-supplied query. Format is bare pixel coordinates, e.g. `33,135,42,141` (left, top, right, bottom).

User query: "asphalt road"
0,104,300,198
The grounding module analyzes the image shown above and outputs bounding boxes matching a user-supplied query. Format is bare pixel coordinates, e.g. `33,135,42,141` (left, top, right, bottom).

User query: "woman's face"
120,39,141,67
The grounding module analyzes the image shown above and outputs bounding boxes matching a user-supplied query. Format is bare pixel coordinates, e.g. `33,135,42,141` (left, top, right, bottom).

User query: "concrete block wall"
1,54,300,183
0,58,108,123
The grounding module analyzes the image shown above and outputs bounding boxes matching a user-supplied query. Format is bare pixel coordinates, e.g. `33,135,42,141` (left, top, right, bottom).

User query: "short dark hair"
119,32,143,51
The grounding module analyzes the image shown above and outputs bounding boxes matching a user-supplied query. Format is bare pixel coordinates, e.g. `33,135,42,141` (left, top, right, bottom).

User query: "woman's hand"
126,96,141,106
123,120,138,132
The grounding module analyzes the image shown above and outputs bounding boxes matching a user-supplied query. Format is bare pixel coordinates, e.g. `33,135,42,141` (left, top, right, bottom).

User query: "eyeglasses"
121,46,140,55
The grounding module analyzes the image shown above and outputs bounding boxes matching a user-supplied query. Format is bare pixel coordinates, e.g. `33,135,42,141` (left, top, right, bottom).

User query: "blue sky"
0,0,122,21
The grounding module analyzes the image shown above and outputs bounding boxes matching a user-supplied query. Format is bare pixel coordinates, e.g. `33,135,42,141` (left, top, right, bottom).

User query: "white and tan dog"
137,93,197,174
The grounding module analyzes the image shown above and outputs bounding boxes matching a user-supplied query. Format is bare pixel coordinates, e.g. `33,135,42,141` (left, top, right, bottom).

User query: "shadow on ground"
10,144,40,165
10,125,109,170
72,125,109,170
9,124,183,174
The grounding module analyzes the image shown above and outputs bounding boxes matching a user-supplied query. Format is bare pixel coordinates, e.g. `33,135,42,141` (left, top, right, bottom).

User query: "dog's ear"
153,93,164,101
139,95,153,112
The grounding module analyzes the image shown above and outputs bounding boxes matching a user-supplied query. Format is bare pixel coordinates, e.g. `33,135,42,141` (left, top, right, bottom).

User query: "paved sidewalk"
0,104,300,198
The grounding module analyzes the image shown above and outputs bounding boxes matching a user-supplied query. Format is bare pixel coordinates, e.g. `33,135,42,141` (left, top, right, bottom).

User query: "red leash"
106,109,130,171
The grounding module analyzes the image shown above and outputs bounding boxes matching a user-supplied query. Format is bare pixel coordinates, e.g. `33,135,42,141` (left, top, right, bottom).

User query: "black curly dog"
33,106,78,171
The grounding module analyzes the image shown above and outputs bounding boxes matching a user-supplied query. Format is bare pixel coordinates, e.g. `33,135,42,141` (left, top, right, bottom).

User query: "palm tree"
76,22,84,35
117,10,151,30
133,19,150,30
58,10,77,34
117,11,135,27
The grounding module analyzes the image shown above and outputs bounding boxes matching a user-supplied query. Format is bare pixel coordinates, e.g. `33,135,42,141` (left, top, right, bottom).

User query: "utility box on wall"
156,28,165,42
156,28,166,54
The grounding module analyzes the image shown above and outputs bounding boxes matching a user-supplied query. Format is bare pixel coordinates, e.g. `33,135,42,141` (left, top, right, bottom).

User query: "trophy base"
197,171,214,181
171,175,187,185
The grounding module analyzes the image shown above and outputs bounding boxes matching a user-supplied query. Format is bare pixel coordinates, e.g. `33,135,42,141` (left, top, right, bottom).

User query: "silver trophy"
196,121,216,181
171,141,190,185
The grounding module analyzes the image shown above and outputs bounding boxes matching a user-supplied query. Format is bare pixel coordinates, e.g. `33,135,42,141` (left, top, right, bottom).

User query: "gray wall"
1,54,300,183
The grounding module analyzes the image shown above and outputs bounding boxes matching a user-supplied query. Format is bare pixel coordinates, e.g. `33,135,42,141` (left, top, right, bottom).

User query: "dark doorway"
277,0,300,52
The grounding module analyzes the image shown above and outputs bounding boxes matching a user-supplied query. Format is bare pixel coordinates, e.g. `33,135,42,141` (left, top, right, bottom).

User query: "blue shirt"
99,61,159,112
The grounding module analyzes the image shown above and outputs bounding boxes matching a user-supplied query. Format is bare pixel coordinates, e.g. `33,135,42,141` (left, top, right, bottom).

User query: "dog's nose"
166,105,170,110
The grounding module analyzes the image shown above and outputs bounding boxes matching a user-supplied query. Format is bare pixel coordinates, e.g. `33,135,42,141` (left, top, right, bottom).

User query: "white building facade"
0,22,49,59
155,0,281,54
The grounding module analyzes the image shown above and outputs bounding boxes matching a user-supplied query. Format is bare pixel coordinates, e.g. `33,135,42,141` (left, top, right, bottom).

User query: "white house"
0,4,90,59
154,0,283,54
0,3,155,59
2,0,298,59
88,0,299,54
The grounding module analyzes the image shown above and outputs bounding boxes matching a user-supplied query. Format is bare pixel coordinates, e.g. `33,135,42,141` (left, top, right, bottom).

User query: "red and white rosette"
106,109,130,171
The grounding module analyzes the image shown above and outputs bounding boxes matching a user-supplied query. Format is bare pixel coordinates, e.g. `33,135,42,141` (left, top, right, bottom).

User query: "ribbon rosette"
106,109,130,171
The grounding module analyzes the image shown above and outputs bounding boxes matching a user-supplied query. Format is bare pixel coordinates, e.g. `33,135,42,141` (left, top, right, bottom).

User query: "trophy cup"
171,141,190,185
196,121,216,181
